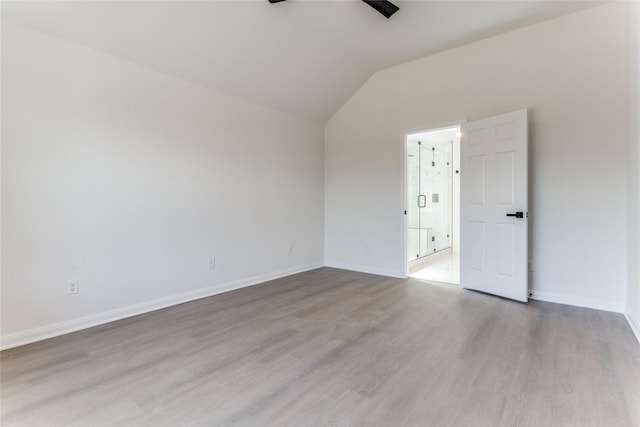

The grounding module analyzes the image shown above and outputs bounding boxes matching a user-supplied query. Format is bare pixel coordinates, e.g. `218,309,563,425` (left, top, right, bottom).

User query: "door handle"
417,194,427,208
506,211,524,218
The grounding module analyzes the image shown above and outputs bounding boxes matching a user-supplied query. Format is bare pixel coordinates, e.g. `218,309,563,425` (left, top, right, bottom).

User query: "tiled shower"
407,131,453,262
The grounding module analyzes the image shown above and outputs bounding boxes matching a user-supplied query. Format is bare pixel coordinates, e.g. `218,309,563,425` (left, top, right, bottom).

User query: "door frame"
402,121,464,278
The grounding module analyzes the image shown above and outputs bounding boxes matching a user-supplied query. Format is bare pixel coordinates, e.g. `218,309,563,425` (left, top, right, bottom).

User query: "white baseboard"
324,261,405,279
530,290,624,313
0,262,323,351
5,264,635,350
625,312,640,344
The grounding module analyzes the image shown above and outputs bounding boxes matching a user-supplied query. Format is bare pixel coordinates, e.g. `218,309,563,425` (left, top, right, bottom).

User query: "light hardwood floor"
2,267,639,426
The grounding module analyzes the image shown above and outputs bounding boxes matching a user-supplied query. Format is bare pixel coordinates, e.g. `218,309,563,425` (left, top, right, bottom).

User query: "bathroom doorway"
406,125,460,284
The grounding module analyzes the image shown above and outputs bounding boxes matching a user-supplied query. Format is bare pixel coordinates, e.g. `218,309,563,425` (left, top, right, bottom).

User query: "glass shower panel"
431,146,451,252
420,144,433,256
407,141,420,261
408,136,453,262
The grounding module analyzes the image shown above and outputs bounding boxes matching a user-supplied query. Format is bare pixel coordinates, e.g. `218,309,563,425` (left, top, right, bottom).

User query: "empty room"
1,1,639,426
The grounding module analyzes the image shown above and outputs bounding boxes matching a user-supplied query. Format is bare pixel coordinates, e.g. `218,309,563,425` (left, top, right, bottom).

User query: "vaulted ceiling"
1,0,602,123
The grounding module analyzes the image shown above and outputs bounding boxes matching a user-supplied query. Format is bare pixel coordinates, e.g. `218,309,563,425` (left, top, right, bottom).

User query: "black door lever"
506,212,524,218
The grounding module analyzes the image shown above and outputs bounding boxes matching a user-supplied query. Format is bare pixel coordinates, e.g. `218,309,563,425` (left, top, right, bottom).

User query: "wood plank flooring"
1,267,639,426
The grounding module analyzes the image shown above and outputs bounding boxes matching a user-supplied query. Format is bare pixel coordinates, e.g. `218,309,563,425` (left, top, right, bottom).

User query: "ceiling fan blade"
361,0,399,19
267,0,400,19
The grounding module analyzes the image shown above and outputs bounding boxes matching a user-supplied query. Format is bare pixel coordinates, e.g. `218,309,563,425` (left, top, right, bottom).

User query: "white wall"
325,3,629,310
1,22,325,348
628,1,640,340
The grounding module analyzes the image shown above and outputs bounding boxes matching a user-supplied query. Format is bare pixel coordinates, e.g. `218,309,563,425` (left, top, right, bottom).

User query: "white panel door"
460,110,528,302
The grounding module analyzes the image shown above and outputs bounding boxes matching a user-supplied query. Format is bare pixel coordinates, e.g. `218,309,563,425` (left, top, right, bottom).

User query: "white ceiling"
407,126,459,147
1,0,602,123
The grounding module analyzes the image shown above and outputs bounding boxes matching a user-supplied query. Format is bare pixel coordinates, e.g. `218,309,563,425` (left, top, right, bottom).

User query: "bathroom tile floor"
410,249,459,285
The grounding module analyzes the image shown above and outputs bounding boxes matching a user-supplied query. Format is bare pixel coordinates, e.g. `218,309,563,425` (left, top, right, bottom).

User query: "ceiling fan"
268,0,399,19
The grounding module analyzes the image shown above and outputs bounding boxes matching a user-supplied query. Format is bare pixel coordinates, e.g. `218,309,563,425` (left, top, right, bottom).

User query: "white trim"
530,290,624,313
402,122,463,280
402,130,409,278
324,261,404,279
0,262,323,351
625,312,640,344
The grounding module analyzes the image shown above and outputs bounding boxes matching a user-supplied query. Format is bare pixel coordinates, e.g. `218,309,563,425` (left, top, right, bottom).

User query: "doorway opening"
406,125,460,284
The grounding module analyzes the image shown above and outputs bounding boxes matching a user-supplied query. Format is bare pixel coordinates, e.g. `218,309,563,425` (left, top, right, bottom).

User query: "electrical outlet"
209,257,216,270
67,279,79,295
287,245,292,256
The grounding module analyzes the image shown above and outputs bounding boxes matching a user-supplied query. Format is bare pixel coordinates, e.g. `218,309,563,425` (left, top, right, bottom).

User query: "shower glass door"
408,139,451,261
